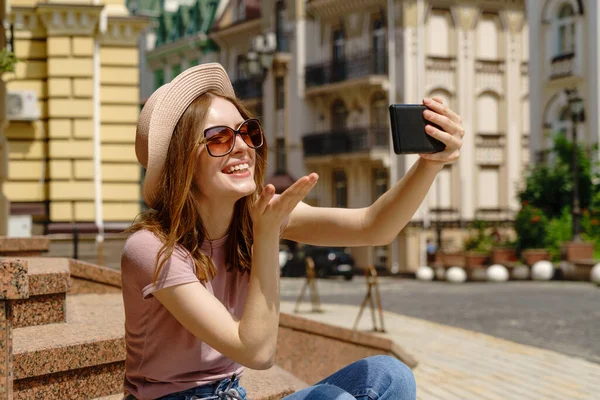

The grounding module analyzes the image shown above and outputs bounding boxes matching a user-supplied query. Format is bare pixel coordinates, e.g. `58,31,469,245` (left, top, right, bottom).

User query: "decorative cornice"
209,18,261,45
307,0,386,20
9,7,41,32
36,4,103,36
100,15,150,46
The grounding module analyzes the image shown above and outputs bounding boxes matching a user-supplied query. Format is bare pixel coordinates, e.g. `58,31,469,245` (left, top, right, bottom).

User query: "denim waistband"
157,373,245,400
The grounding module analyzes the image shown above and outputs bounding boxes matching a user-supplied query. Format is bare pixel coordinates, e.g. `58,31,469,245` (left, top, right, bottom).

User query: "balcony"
232,76,263,101
305,49,388,90
302,126,388,157
550,53,575,79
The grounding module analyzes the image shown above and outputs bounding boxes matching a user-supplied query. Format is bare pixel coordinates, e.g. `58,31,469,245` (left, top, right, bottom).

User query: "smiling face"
193,96,260,202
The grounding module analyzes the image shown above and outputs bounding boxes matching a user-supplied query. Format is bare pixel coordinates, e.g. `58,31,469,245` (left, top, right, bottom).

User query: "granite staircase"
1,238,416,400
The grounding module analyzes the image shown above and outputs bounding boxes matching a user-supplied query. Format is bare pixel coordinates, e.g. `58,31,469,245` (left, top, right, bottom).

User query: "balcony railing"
232,76,263,101
305,49,388,88
550,53,575,79
302,126,388,157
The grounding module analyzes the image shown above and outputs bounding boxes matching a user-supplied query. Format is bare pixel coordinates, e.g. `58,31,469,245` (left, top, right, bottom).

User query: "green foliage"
514,204,549,252
581,190,600,254
463,220,495,253
0,48,19,73
546,207,573,261
518,134,595,220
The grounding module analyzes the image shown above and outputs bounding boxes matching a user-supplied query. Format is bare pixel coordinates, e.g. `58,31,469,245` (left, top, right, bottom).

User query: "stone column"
451,5,479,222
525,0,543,161
0,1,8,236
500,10,525,212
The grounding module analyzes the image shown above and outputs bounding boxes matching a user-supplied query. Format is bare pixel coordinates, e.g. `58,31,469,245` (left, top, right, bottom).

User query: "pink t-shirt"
121,229,257,399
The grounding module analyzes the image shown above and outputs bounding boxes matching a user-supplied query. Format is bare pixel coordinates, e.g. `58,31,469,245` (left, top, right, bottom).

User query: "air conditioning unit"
7,90,40,121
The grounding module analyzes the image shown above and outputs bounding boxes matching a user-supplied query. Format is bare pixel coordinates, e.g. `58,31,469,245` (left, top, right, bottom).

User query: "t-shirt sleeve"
121,230,199,300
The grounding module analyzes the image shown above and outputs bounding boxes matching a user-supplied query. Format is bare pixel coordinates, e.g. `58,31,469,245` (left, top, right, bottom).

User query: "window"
372,168,388,200
237,0,245,21
427,11,450,57
557,3,575,56
153,69,165,89
275,0,288,52
276,138,286,174
171,64,182,80
372,17,386,74
332,28,345,65
371,92,387,129
331,99,348,131
476,17,499,60
333,170,347,208
477,167,499,209
276,77,285,109
477,93,500,134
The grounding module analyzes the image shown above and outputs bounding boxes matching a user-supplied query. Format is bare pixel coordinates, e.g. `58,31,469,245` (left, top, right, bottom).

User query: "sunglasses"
199,118,264,157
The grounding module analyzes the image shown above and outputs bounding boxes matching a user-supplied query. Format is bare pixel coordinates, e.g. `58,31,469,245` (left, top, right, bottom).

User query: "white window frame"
556,3,576,57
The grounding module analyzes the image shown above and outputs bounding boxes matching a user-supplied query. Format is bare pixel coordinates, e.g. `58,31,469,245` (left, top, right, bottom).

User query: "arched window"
476,17,499,60
331,99,348,131
427,11,450,57
371,92,387,128
557,3,575,56
372,17,386,74
477,93,500,134
333,170,348,208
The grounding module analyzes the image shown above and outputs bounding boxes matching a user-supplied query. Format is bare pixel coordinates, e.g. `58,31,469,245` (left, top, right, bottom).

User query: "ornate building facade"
4,0,147,235
527,0,599,164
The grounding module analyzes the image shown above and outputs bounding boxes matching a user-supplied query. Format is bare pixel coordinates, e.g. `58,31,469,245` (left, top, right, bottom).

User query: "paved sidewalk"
281,301,600,400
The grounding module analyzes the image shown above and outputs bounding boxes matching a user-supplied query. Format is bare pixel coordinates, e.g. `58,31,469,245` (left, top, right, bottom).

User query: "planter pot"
441,251,465,268
521,249,550,266
491,247,517,265
561,241,594,262
465,252,490,268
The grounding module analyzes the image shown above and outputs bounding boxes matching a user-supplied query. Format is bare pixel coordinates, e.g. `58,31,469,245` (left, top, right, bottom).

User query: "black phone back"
388,104,446,154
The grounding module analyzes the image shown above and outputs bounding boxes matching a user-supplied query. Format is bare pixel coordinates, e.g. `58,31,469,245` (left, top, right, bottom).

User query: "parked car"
280,244,356,280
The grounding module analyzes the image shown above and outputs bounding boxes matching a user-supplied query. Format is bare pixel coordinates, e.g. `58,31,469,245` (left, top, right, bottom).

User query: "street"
280,277,600,365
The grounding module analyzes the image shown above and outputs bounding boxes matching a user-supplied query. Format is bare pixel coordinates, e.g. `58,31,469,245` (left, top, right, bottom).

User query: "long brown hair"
129,91,267,283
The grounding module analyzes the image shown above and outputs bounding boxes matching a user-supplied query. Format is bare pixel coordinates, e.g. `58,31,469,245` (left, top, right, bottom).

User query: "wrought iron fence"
302,127,388,157
305,49,388,88
232,76,263,100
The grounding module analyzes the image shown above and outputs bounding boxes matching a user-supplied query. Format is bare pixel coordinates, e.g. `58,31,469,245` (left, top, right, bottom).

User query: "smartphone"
388,104,446,154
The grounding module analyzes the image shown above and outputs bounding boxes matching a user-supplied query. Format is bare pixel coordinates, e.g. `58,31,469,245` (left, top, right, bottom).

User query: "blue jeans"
283,355,416,400
150,355,415,400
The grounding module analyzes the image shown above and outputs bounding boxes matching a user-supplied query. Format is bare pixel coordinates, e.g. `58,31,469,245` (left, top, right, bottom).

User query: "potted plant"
515,204,550,265
463,220,493,268
491,236,518,265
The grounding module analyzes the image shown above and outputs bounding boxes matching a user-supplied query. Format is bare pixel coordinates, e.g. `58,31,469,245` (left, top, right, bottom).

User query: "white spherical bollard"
512,265,530,280
532,260,554,281
446,266,467,283
487,264,509,282
416,266,434,281
435,267,446,281
591,263,600,285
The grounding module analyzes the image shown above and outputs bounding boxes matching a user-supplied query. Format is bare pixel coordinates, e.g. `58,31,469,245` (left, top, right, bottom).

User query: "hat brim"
142,63,236,208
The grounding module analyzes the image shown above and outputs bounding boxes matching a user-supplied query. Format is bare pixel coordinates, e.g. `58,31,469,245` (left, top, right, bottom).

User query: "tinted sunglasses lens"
240,120,263,148
204,127,234,156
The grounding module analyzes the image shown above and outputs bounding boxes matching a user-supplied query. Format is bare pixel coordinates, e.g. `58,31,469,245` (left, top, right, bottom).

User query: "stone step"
12,293,125,399
12,293,308,400
5,257,70,328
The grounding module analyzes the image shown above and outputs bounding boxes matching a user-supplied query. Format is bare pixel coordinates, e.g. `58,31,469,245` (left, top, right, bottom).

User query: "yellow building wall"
6,4,146,226
100,43,141,221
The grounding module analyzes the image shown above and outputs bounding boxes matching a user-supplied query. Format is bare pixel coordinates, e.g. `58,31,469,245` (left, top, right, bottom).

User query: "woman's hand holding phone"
419,97,464,165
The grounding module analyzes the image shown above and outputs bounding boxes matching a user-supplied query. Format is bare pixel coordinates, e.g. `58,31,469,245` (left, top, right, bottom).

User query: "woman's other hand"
419,97,464,166
251,173,318,235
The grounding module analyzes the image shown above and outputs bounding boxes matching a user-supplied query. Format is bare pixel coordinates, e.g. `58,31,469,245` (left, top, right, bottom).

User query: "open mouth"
223,163,250,175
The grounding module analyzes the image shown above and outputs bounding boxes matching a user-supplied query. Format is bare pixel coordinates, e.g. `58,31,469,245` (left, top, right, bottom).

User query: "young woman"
121,63,463,400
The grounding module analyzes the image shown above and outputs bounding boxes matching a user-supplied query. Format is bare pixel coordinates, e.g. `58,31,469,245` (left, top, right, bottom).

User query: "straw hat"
135,63,236,208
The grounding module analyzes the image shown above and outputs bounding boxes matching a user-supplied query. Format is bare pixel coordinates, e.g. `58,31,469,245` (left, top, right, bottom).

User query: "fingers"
423,97,462,126
255,184,275,214
278,173,318,212
425,124,461,150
